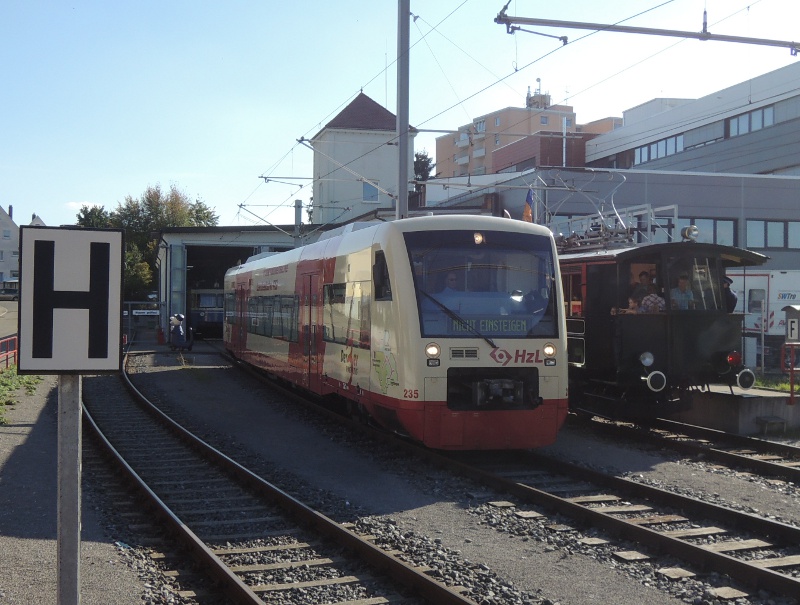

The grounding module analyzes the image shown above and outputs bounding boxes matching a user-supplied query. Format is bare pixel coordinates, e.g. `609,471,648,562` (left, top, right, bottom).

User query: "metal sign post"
18,227,124,605
57,375,82,604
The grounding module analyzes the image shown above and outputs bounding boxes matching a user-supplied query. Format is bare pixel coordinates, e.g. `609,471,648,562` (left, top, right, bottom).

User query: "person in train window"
611,295,644,315
641,284,666,313
722,276,738,313
440,272,459,293
670,274,695,310
631,270,651,300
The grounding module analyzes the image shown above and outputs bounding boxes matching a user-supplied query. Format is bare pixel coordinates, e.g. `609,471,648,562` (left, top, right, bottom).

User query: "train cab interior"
403,229,559,339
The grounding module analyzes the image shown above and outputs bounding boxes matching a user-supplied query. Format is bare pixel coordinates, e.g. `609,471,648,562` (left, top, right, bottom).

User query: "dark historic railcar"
188,288,225,338
559,233,767,418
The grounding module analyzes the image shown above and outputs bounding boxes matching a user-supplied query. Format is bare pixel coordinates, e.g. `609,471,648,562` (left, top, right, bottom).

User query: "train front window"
666,255,724,311
404,230,558,338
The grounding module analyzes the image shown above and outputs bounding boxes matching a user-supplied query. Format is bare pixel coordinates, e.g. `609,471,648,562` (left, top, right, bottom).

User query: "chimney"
8,205,11,220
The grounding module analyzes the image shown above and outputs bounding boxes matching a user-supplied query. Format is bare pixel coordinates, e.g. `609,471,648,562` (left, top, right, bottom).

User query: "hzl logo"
490,348,543,366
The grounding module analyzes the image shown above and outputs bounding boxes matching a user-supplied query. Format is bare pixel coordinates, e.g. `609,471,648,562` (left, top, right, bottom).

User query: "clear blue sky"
2,0,798,228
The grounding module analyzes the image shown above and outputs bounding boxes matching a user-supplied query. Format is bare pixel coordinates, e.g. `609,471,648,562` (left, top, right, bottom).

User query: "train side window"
373,251,392,301
262,297,273,337
322,282,370,348
323,284,348,345
562,271,583,317
224,292,234,325
247,297,258,334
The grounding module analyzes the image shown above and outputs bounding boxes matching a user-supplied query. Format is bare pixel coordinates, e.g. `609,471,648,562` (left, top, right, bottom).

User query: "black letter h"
32,240,110,358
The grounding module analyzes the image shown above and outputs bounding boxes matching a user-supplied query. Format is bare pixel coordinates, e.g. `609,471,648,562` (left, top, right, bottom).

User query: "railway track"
222,360,800,600
441,448,800,601
82,355,477,605
122,345,800,601
574,415,800,483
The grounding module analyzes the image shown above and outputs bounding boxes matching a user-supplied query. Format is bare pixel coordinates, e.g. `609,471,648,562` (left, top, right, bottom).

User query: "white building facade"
311,93,415,225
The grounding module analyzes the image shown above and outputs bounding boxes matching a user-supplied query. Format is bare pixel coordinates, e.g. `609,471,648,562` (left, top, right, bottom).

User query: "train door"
301,273,322,392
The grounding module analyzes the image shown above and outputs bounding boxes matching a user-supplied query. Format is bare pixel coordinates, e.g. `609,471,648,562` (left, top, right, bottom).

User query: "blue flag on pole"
523,188,533,222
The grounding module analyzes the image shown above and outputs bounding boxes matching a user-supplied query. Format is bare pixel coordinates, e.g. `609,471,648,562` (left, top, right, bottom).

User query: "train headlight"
639,352,655,367
681,225,699,241
543,343,557,357
511,289,524,302
727,351,742,367
474,232,485,245
425,343,441,359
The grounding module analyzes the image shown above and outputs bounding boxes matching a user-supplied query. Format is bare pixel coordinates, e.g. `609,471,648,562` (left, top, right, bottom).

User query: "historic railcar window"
666,255,724,311
404,229,558,338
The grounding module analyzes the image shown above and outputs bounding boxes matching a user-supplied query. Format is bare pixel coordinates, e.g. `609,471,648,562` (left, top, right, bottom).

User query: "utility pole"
397,0,410,219
293,199,302,248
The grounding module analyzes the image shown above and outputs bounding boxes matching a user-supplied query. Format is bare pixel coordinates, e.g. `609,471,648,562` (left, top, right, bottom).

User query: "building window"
540,116,549,125
565,118,572,127
0,251,3,261
716,220,735,246
675,218,736,246
728,105,775,139
789,222,800,249
494,134,500,146
747,220,765,248
363,180,379,202
767,221,785,248
475,120,485,133
494,117,501,127
2,231,9,240
746,219,800,249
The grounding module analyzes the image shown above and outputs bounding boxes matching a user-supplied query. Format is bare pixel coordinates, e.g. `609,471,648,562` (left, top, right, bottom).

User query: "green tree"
414,150,436,192
124,245,153,297
111,184,219,297
75,204,112,228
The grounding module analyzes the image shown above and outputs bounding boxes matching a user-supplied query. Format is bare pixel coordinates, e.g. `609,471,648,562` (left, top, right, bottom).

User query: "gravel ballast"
5,344,800,604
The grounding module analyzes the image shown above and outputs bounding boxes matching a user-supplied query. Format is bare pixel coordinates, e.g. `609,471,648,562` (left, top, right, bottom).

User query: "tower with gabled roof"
310,92,415,225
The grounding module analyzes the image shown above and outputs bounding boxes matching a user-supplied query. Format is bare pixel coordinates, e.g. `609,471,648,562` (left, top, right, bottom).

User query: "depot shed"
152,225,297,339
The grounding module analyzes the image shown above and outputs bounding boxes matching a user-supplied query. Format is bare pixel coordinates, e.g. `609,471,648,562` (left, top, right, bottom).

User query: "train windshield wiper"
420,291,497,349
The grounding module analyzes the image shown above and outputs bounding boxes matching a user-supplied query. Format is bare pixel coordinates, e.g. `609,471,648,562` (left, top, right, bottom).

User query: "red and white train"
224,215,568,450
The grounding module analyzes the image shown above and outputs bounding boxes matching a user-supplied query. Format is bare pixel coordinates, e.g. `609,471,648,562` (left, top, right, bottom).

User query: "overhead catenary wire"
245,0,783,226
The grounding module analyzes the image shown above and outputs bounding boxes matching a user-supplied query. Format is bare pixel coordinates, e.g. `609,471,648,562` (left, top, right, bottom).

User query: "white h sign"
18,227,124,373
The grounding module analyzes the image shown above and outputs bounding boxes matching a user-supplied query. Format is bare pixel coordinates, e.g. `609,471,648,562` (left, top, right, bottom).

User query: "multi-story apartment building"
435,90,580,178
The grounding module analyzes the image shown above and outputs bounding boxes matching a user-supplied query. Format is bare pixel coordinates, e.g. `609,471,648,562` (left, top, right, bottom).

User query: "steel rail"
115,356,477,605
82,403,264,605
439,450,800,599
580,416,800,483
